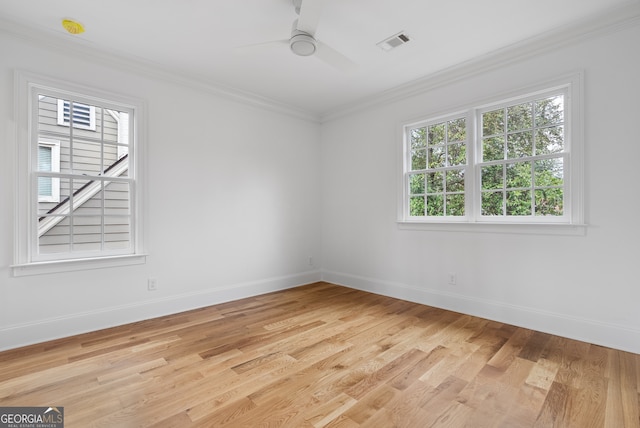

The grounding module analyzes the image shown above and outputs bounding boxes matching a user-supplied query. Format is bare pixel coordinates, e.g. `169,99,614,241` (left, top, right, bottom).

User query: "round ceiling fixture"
290,32,316,56
62,19,85,35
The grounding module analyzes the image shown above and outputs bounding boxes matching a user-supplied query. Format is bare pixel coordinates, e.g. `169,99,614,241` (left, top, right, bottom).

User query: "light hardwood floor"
0,282,638,427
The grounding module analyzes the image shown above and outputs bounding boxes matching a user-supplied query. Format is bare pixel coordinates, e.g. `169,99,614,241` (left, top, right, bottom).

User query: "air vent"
376,32,411,51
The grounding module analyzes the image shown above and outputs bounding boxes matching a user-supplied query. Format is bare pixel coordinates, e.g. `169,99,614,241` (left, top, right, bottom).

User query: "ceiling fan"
243,0,357,72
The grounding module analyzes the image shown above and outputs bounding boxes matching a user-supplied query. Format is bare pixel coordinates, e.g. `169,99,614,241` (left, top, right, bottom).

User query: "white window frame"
37,138,60,203
398,73,584,235
12,71,147,276
57,99,96,130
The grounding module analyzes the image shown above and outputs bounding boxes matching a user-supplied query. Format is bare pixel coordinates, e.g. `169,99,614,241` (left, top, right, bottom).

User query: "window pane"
482,191,503,215
38,176,52,197
72,140,103,175
411,149,426,170
38,177,69,216
38,94,58,128
426,195,444,216
535,95,564,127
38,145,52,172
446,169,464,193
428,123,445,145
409,173,425,194
428,146,445,168
534,158,564,187
535,126,564,155
447,118,466,142
103,143,129,178
481,165,503,190
446,194,465,216
410,196,425,216
69,102,92,128
482,109,504,136
507,131,533,158
72,215,103,251
70,179,92,211
506,190,532,215
506,162,532,189
77,188,104,216
507,102,533,132
38,216,70,254
482,136,504,161
535,189,564,216
447,142,466,166
109,110,130,147
37,146,54,197
426,172,444,193
104,216,132,250
101,107,118,142
411,127,426,149
40,95,68,137
104,181,131,216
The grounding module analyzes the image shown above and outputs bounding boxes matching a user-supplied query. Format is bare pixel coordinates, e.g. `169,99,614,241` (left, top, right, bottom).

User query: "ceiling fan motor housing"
290,30,316,56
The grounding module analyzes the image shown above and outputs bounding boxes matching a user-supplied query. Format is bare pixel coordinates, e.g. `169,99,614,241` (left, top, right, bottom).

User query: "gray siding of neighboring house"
37,96,131,254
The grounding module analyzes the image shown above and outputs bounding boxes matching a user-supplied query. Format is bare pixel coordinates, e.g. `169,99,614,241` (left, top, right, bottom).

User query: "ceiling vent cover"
376,32,410,51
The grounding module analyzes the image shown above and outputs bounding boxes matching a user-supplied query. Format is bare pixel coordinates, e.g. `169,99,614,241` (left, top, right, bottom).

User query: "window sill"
11,254,147,277
397,221,587,236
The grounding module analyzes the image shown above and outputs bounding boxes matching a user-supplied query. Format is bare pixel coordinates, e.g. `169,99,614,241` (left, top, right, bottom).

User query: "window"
37,139,60,203
400,74,583,231
13,72,146,275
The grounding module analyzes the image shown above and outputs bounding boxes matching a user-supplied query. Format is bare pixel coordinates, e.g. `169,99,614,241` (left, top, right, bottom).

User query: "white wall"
0,33,322,350
320,21,640,354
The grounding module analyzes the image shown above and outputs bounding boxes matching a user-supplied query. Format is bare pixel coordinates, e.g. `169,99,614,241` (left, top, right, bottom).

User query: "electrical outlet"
448,273,457,285
147,278,157,291
308,256,314,267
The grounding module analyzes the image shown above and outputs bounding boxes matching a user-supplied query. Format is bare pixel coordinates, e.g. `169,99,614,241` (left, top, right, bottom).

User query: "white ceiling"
0,0,637,116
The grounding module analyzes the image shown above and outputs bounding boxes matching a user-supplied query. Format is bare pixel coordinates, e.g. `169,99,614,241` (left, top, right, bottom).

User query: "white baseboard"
0,271,322,352
321,270,640,355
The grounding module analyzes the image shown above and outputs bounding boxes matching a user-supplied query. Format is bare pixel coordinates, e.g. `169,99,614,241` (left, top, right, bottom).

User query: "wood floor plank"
340,383,400,424
534,381,570,427
500,383,549,428
0,282,638,427
487,328,535,371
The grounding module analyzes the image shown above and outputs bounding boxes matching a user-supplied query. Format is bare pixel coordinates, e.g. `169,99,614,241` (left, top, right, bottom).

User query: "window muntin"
401,79,580,226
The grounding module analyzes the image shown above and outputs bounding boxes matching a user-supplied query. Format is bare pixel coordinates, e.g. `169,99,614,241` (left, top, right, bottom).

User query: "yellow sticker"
62,19,85,35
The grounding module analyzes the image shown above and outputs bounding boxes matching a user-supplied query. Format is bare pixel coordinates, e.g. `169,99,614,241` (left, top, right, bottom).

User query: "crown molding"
321,1,640,122
0,17,321,124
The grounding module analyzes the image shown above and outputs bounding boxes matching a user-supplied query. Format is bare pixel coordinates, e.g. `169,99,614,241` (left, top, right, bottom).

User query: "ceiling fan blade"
315,41,358,72
236,39,289,53
296,0,322,35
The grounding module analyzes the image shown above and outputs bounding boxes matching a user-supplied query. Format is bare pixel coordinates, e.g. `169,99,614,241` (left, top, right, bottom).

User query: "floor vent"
376,32,411,51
